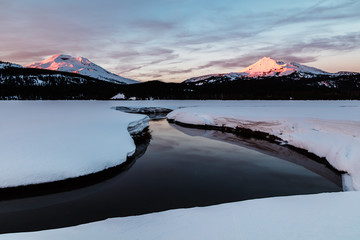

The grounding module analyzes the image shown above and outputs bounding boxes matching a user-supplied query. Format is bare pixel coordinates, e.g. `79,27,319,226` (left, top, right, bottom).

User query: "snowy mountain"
0,61,23,69
237,57,329,77
26,54,138,84
184,57,350,84
335,71,360,76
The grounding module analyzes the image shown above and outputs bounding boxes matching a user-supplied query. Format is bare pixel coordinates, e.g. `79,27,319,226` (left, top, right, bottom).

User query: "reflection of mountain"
170,122,342,187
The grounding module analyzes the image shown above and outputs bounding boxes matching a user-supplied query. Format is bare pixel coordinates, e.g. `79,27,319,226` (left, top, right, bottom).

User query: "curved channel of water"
0,119,341,234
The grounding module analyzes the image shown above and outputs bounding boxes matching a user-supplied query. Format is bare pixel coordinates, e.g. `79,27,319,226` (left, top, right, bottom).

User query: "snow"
0,61,23,69
3,100,357,188
167,103,360,190
184,57,336,83
1,191,359,240
0,101,148,188
111,93,126,99
1,100,360,239
25,54,138,84
237,57,330,77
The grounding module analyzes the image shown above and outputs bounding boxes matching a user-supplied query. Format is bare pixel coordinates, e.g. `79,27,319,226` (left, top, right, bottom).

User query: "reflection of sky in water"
152,120,325,179
0,119,341,233
136,120,340,194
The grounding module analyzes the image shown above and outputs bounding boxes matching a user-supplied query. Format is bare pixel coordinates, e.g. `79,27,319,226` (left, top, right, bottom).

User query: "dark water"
0,119,341,233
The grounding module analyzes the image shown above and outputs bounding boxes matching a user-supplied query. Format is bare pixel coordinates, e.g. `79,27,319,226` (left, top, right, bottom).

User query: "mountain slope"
26,54,138,84
238,57,330,77
0,61,23,69
184,57,341,84
0,64,121,100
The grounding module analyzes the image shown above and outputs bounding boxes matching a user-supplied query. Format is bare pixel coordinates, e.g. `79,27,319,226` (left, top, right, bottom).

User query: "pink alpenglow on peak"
238,57,330,77
26,54,138,84
184,57,336,84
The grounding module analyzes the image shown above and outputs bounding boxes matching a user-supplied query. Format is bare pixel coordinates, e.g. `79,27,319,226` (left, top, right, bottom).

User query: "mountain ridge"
184,57,359,84
26,54,138,85
0,61,23,69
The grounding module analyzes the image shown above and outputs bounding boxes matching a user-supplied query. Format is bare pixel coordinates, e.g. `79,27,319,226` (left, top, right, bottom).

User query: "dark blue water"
0,119,341,233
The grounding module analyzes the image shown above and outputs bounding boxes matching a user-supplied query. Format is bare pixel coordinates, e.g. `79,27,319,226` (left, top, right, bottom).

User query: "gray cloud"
292,32,360,53
130,20,176,32
4,49,63,59
194,32,360,72
1,0,359,82
274,1,360,26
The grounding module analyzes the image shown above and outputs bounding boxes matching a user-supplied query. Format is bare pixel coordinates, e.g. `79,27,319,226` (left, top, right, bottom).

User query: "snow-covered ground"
167,103,360,190
2,100,359,189
107,100,360,189
1,191,359,240
0,101,148,188
1,100,360,239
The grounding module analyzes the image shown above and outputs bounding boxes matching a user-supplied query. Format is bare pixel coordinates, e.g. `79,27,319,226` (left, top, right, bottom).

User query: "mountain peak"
238,57,329,77
184,57,335,84
258,56,283,64
26,54,137,84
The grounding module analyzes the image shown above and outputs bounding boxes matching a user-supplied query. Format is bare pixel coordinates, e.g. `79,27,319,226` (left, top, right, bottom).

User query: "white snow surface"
1,191,359,240
25,54,138,84
1,100,360,239
167,102,360,190
111,93,126,99
0,101,148,188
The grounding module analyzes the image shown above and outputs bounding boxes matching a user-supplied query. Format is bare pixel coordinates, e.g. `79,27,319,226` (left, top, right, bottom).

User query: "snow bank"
111,93,126,99
1,191,359,240
0,101,148,188
167,104,360,189
1,100,360,239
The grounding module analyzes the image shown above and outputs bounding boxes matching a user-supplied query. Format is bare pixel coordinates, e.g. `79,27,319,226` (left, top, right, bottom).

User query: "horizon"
1,0,360,82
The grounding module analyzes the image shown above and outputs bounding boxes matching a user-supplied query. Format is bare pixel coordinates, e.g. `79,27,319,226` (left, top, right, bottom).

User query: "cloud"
292,32,360,52
1,0,359,82
130,20,176,32
111,48,178,74
3,50,63,63
160,68,194,75
273,1,360,26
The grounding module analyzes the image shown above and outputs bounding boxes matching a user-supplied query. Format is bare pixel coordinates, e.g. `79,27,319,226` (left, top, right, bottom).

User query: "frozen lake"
0,118,341,233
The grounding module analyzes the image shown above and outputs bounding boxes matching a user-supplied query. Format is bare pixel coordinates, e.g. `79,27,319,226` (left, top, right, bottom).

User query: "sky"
0,0,359,82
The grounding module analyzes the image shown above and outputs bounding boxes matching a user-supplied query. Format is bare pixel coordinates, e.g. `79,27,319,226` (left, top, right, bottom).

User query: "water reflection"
0,119,341,234
170,123,342,187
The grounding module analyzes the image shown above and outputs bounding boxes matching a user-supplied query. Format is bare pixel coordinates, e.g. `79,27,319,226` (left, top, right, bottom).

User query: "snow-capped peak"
238,57,329,77
26,54,138,84
183,57,340,84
